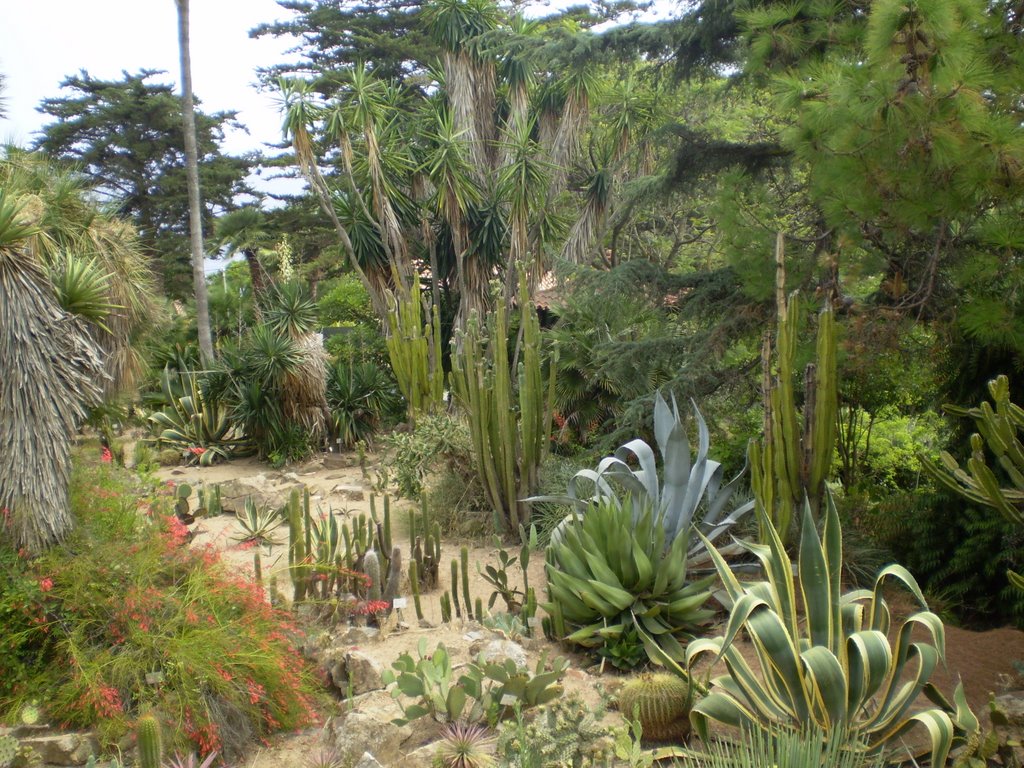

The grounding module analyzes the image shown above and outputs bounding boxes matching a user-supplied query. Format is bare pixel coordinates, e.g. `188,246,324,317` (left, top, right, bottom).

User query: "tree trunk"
176,0,215,366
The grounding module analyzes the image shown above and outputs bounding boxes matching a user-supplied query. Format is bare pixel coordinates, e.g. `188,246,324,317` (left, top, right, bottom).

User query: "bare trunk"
176,0,214,366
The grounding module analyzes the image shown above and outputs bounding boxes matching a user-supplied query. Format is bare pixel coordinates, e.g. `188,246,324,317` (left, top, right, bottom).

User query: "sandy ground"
151,453,1024,767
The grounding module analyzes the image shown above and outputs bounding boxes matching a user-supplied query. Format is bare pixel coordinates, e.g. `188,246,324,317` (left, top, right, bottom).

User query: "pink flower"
101,447,113,463
39,577,53,593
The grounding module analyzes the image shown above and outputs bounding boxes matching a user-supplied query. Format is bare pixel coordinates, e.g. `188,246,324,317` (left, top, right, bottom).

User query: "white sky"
0,0,295,157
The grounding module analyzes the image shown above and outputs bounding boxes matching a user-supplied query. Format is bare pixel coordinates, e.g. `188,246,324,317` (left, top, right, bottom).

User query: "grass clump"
0,455,318,758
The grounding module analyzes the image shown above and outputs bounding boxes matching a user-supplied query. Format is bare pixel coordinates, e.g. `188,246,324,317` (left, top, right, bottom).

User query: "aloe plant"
534,393,753,564
678,496,977,766
545,497,715,666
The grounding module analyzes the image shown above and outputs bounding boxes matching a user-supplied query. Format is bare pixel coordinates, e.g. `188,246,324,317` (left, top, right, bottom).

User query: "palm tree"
215,207,274,317
175,0,215,366
0,190,104,554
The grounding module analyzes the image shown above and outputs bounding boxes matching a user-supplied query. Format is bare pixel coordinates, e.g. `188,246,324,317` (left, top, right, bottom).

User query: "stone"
470,639,528,669
354,752,385,768
327,710,412,766
331,485,365,501
217,475,304,514
405,742,442,768
995,692,1024,727
323,649,386,695
18,731,97,765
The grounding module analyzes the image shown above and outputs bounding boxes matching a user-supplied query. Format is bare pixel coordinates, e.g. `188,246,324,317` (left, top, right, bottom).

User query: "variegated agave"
679,496,978,766
534,392,753,564
149,369,250,465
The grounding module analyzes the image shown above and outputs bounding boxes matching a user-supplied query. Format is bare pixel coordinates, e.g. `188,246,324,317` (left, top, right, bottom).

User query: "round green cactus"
617,673,691,741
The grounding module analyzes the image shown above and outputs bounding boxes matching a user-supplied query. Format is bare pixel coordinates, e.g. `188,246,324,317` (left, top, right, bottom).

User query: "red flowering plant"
0,454,320,759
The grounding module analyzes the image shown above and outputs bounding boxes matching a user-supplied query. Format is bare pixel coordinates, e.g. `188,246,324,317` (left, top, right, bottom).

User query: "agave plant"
149,369,250,465
680,496,978,766
534,392,753,565
545,497,715,666
233,497,283,546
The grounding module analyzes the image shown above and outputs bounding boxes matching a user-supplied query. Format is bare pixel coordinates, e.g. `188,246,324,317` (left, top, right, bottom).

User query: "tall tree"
175,0,215,365
0,148,156,553
36,71,252,298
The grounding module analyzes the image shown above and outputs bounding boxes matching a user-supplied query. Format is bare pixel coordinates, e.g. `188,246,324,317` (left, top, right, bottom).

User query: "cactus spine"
450,269,556,533
749,234,837,545
136,713,163,768
409,559,424,620
617,673,692,741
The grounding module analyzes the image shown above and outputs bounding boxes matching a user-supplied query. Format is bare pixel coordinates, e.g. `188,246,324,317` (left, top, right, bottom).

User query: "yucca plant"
534,392,753,566
545,497,715,666
681,496,977,766
326,359,401,448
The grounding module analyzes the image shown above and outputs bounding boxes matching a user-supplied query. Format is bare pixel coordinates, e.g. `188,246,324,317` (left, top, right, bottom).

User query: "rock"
327,710,412,766
471,639,528,669
339,626,380,646
331,484,365,501
355,752,385,768
996,692,1024,726
323,649,386,695
18,731,98,765
406,741,442,768
218,475,305,513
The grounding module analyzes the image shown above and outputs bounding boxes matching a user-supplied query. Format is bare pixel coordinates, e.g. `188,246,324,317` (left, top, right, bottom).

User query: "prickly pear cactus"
617,673,691,741
0,736,18,768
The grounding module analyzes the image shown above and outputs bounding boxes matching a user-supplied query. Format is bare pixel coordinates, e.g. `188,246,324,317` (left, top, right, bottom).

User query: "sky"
0,1,295,157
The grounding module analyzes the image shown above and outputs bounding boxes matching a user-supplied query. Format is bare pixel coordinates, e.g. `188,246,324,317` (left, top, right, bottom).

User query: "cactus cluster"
287,489,397,606
441,546,479,622
749,234,837,545
385,274,445,424
450,269,555,533
616,673,691,741
196,483,222,517
408,495,442,589
0,736,18,768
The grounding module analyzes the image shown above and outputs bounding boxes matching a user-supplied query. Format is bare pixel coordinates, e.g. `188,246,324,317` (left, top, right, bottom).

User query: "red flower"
101,447,113,463
39,577,53,593
188,447,207,456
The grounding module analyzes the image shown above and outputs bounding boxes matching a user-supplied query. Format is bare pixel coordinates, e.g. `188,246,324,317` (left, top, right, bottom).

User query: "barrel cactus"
617,673,691,741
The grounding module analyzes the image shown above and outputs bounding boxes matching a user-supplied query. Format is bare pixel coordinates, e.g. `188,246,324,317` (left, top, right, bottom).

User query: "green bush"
0,457,318,758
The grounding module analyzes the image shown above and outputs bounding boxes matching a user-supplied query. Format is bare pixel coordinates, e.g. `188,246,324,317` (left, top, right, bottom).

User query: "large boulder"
322,649,386,695
216,474,306,514
326,709,412,766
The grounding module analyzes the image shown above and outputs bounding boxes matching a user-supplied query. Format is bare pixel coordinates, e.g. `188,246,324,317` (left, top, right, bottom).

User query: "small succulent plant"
436,722,497,768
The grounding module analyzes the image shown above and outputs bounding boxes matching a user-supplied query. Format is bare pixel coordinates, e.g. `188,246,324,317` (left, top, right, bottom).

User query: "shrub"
0,457,318,758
